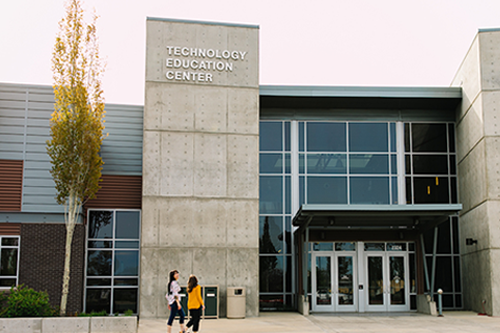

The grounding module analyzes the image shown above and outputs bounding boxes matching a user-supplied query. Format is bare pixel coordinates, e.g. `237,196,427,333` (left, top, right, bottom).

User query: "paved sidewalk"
138,311,500,333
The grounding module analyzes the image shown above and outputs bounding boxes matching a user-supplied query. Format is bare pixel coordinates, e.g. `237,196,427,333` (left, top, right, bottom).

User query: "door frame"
311,251,358,312
363,251,410,312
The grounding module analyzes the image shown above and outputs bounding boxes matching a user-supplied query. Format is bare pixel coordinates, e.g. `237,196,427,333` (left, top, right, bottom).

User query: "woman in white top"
166,270,186,333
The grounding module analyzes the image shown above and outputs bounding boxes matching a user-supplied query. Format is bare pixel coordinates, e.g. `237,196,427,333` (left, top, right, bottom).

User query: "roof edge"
260,85,462,99
147,17,259,29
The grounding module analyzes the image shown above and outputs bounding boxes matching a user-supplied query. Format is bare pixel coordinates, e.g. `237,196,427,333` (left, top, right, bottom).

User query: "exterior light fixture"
466,238,477,245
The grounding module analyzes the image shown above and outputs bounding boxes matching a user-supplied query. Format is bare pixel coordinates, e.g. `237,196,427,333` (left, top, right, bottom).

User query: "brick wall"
19,223,85,315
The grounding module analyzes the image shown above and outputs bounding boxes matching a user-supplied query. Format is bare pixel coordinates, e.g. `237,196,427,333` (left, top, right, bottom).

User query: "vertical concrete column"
451,29,500,316
141,18,259,318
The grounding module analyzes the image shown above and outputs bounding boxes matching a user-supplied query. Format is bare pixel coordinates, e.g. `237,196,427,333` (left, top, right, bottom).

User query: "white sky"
1,0,500,105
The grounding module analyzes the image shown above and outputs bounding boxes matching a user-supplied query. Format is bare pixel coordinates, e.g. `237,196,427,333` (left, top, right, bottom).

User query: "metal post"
420,234,430,292
430,227,438,300
437,289,443,317
305,227,309,297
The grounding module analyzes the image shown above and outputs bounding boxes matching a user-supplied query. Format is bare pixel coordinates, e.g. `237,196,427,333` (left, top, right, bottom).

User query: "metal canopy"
292,204,462,233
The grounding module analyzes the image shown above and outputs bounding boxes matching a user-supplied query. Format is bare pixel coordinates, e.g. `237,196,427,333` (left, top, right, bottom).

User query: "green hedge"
0,285,58,318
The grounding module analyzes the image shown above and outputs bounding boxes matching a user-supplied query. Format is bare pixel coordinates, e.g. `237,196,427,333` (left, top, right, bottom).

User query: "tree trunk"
60,191,79,316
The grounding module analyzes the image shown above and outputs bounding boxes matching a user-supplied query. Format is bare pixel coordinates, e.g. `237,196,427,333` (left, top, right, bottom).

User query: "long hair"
167,270,178,295
187,275,198,293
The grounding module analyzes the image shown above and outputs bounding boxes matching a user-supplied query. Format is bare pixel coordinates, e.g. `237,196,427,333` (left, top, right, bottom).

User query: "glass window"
259,176,283,214
335,242,356,251
260,256,283,292
411,124,447,152
349,123,388,152
364,243,385,251
350,177,389,205
313,243,333,251
390,123,397,152
260,153,283,173
89,211,113,239
413,177,449,204
259,216,283,254
307,154,346,174
307,122,346,152
116,211,140,239
260,122,282,151
86,210,141,314
0,236,20,288
307,177,347,204
349,154,389,174
412,155,448,174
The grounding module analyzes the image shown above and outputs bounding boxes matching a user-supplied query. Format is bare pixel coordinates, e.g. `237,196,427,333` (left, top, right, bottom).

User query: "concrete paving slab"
137,311,500,333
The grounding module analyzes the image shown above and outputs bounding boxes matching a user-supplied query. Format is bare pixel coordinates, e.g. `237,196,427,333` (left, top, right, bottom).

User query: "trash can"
226,287,246,319
203,285,219,319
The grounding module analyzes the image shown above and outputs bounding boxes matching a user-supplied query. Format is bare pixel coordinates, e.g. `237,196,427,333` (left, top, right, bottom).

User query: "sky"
1,0,500,105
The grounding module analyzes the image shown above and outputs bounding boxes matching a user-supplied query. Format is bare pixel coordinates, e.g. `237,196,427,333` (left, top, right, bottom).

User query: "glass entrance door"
365,252,409,312
312,252,357,312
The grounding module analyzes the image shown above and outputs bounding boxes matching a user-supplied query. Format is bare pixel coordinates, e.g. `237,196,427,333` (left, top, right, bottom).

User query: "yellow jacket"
188,285,204,310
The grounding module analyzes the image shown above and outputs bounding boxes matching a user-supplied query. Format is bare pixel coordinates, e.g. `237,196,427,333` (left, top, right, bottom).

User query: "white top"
166,280,181,305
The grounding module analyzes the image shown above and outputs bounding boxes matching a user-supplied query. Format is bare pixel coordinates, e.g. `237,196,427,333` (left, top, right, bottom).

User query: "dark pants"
186,307,202,332
167,302,185,326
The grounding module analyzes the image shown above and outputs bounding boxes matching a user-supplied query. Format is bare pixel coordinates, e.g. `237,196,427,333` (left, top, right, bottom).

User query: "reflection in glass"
1,238,18,246
260,122,282,151
387,243,407,251
349,154,389,174
87,278,111,286
259,176,283,214
390,123,396,152
413,177,449,204
284,217,292,254
368,256,384,305
412,155,448,174
307,123,346,152
391,177,398,204
115,241,140,249
0,249,17,275
316,256,331,305
259,216,283,254
307,177,347,204
86,288,111,313
87,250,112,276
114,251,139,276
0,279,16,287
260,256,283,292
338,256,353,305
365,243,385,251
113,288,138,313
116,211,140,239
313,243,333,251
350,177,389,204
259,294,284,310
390,256,405,305
260,153,283,173
307,154,346,174
89,211,113,239
114,279,139,286
349,123,388,152
391,155,397,174
411,124,447,152
88,241,112,249
335,242,356,251
409,253,416,293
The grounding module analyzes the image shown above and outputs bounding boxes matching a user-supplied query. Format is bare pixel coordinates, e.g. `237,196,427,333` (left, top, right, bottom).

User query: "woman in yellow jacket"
186,275,204,333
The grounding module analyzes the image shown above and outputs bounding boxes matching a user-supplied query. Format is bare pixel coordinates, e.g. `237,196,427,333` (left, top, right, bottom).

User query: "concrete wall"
141,18,259,318
451,29,500,316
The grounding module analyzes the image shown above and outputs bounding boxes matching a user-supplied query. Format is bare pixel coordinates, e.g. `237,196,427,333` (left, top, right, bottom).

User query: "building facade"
1,19,500,316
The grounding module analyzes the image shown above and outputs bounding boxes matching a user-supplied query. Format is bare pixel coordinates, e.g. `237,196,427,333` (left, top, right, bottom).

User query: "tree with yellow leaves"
47,0,105,316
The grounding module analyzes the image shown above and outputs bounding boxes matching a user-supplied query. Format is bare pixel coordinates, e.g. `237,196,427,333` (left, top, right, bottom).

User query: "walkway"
138,311,500,333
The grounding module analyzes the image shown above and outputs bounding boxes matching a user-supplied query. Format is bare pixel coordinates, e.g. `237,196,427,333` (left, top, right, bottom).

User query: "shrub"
123,309,134,316
78,310,108,317
0,285,58,318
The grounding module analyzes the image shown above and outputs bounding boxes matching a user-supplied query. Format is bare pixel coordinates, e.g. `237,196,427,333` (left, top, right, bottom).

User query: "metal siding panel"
0,125,25,135
22,204,64,213
0,160,23,211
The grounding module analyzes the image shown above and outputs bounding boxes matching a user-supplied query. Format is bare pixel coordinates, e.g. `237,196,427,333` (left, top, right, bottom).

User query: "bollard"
437,289,443,317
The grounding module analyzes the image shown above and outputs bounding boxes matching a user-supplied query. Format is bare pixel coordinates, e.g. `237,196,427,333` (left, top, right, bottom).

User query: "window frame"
84,209,141,315
0,235,21,289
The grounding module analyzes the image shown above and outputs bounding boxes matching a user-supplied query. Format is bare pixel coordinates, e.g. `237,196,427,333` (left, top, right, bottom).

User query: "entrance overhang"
293,204,462,234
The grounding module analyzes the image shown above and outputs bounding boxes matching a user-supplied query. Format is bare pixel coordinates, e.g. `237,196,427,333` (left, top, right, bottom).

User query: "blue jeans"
167,302,185,326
